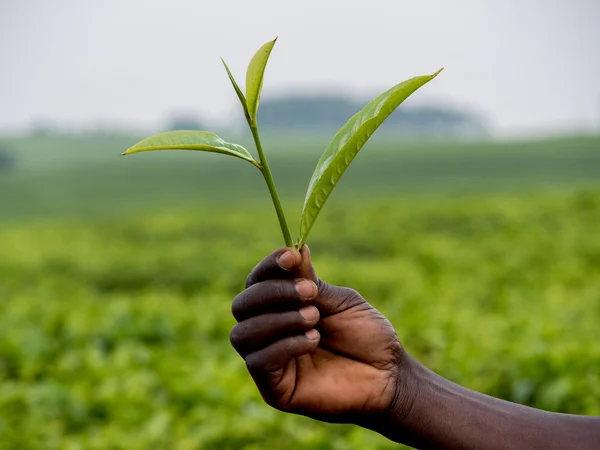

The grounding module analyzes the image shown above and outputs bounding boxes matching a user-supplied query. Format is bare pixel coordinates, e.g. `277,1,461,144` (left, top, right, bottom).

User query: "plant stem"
250,124,293,247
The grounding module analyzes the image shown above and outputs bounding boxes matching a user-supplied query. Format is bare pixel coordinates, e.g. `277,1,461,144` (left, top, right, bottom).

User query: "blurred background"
1,0,599,449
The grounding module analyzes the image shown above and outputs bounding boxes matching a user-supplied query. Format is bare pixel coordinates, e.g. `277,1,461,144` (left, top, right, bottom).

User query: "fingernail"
277,251,295,269
299,306,318,322
295,280,317,300
305,329,319,340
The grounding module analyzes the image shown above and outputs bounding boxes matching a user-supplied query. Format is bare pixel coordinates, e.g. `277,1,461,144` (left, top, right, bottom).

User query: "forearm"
369,356,600,449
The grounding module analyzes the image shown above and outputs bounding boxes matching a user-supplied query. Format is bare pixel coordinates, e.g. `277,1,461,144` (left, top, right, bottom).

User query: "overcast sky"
1,0,599,136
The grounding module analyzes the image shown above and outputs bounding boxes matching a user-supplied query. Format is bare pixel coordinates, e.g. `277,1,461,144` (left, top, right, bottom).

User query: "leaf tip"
432,67,444,78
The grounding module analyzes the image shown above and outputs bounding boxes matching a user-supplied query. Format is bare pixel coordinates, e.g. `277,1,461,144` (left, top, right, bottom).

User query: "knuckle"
317,280,336,298
281,335,300,355
231,291,247,321
339,287,362,304
319,283,364,311
343,287,360,299
245,353,263,372
316,278,328,290
271,280,287,301
229,325,245,348
245,252,278,288
259,280,290,306
245,272,255,289
276,311,298,330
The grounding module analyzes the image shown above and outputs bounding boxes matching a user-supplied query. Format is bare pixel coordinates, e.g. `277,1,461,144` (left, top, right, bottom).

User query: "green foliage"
122,131,260,168
298,70,443,247
245,38,277,124
1,188,599,449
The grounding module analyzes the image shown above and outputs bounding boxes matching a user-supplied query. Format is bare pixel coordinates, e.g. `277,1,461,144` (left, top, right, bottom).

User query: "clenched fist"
230,246,409,424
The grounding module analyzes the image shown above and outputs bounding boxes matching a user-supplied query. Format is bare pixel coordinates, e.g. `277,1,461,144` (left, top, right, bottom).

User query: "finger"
293,245,318,282
230,306,320,357
232,278,318,322
245,329,320,399
245,247,302,288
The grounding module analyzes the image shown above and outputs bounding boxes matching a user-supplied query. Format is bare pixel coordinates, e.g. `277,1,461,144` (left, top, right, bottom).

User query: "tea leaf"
221,58,248,118
246,38,277,123
122,131,260,168
298,69,443,247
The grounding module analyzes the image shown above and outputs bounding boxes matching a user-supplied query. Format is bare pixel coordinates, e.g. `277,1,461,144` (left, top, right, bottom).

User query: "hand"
230,246,411,424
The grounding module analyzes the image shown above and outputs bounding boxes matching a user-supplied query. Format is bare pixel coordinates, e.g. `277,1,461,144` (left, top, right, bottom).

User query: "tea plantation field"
1,187,599,449
1,133,599,221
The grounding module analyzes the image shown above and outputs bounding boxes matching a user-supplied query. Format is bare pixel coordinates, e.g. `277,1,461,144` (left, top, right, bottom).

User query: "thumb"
293,245,363,316
291,245,318,282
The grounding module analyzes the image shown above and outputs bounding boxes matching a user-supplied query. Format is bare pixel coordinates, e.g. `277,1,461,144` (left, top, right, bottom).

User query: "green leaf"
298,69,444,247
122,131,260,168
245,38,277,123
221,57,249,119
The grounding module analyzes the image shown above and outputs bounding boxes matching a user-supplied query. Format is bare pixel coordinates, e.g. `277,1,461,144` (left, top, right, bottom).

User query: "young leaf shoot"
245,38,277,124
221,58,249,120
122,38,442,250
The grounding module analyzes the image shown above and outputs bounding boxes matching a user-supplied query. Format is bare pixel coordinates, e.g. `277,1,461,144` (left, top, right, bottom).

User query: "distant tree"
258,96,357,131
381,105,488,136
0,148,15,172
257,95,487,136
29,119,57,136
167,113,205,131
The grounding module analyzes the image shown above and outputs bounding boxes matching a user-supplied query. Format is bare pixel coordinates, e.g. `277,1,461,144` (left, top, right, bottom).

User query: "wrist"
388,353,424,424
357,352,431,446
383,354,432,445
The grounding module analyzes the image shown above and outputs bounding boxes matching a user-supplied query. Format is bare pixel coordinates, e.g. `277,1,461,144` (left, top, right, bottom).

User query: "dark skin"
230,246,600,449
